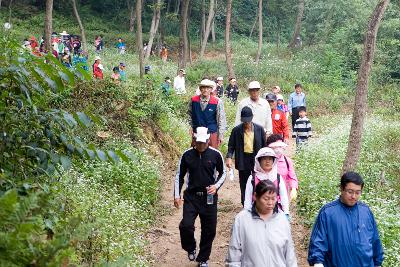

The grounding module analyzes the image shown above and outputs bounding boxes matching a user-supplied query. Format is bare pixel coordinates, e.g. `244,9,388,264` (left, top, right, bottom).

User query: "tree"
178,0,190,69
136,0,144,78
225,0,235,78
145,0,162,61
127,0,137,32
44,0,53,52
288,0,304,48
71,0,87,52
255,0,263,64
342,0,390,173
199,0,215,58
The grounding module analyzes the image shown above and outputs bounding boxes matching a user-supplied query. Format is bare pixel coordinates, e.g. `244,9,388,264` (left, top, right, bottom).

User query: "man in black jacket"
174,126,226,267
226,106,267,205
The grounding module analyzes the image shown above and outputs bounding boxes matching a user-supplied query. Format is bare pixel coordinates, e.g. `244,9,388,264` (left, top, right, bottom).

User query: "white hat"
179,69,186,75
194,127,210,143
95,56,101,61
248,81,261,90
268,140,288,148
217,76,223,81
59,31,69,36
276,94,284,101
273,85,281,91
199,79,215,88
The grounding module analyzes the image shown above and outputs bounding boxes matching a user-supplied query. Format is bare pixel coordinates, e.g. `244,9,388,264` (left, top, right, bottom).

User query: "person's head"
298,106,307,118
272,86,281,94
145,65,151,74
340,172,364,206
240,106,253,127
248,81,261,101
198,79,214,98
178,69,186,77
276,94,284,105
119,62,126,70
265,93,277,109
229,77,236,85
254,180,278,214
267,135,287,157
113,66,119,73
118,38,122,42
255,147,277,173
216,76,223,85
194,127,210,152
165,77,171,84
295,83,302,94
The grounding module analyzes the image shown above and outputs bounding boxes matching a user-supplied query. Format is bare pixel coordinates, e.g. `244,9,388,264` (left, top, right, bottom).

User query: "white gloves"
314,264,324,267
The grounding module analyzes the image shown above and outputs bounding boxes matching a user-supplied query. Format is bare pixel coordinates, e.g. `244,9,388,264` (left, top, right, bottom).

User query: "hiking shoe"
198,262,208,267
188,249,196,261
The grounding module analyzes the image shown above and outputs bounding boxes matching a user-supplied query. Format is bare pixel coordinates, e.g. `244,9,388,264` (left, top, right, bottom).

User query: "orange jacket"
271,109,289,140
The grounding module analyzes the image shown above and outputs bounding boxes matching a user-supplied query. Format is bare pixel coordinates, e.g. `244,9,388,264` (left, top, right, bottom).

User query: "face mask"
273,147,285,156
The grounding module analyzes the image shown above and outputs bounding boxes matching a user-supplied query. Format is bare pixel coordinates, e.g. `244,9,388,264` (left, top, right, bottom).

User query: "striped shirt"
292,116,312,142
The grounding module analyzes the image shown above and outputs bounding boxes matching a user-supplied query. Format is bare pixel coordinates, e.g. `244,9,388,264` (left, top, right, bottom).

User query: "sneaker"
188,249,196,261
198,262,208,267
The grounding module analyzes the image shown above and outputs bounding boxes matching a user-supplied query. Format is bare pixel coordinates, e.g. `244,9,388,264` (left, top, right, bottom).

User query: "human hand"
174,198,183,208
207,185,217,195
226,158,233,169
290,188,298,201
189,128,193,136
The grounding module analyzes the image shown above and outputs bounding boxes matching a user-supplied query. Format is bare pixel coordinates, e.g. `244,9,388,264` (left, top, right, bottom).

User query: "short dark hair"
340,171,364,189
255,180,278,198
266,134,284,146
298,106,307,113
295,83,302,89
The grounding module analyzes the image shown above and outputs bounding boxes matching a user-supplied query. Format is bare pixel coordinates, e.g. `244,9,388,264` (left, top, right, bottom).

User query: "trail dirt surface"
147,141,309,266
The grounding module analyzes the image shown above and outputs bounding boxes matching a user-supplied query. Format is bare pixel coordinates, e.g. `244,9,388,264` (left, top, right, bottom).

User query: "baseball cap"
240,106,253,123
194,127,210,143
248,81,261,90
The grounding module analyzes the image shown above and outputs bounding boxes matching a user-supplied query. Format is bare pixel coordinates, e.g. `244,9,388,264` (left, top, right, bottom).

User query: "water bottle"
206,187,214,205
229,168,235,181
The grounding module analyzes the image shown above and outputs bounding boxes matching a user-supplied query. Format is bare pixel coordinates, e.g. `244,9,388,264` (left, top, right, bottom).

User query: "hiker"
144,65,151,75
266,93,290,143
116,38,126,54
216,77,224,98
226,180,298,267
72,35,81,55
119,63,127,82
173,69,186,95
160,45,168,63
267,134,298,201
95,35,103,53
174,126,226,267
61,47,71,68
188,79,227,149
72,50,89,71
288,83,306,131
29,36,38,50
226,106,267,205
308,172,384,267
111,67,121,84
235,81,273,136
243,147,290,218
272,85,281,95
161,77,172,96
292,106,312,146
225,78,239,103
92,56,104,80
276,94,290,119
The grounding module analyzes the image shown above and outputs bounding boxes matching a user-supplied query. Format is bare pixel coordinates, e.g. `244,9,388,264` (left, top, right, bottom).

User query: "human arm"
281,112,290,141
307,120,312,137
214,151,227,191
217,99,227,141
173,154,188,207
225,216,242,267
234,103,242,127
370,210,384,266
287,93,293,114
226,128,236,169
265,103,273,135
307,210,329,266
243,175,254,210
284,220,298,267
187,100,194,132
279,177,290,215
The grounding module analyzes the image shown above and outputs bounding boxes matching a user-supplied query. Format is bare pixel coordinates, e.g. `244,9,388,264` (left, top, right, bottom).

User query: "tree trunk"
136,0,144,78
175,0,180,15
127,0,137,32
199,0,215,58
178,0,190,69
71,0,87,52
200,0,205,47
288,0,304,48
249,12,258,38
145,0,162,61
342,0,390,173
225,0,235,79
255,0,263,64
44,0,53,52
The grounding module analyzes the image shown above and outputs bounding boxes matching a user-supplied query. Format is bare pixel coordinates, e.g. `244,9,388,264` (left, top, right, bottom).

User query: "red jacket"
93,62,103,79
271,109,289,140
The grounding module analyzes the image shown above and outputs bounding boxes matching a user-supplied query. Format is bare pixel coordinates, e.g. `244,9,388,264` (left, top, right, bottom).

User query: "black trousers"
179,190,218,262
238,152,254,206
291,107,300,131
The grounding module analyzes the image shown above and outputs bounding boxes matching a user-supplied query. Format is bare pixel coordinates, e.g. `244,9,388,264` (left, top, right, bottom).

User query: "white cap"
194,127,210,143
95,56,101,61
248,81,261,90
199,79,215,88
217,76,223,81
276,94,284,101
59,30,69,36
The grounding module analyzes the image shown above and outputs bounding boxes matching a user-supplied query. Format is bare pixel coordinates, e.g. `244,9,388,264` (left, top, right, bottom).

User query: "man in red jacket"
266,93,289,143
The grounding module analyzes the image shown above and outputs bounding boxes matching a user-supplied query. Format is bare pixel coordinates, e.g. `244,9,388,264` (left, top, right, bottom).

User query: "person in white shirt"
174,69,186,95
234,81,272,135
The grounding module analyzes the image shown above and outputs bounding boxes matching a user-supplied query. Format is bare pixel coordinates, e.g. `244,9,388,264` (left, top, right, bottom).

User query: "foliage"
295,115,400,266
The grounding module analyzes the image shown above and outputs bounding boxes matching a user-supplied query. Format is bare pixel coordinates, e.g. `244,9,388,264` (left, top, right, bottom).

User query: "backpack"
251,171,283,213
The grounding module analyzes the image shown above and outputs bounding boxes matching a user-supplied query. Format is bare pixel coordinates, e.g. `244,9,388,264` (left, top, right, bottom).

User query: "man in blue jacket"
308,172,384,267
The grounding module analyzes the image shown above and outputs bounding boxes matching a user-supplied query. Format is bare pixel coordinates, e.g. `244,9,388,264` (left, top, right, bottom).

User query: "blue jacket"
191,95,218,133
308,199,384,267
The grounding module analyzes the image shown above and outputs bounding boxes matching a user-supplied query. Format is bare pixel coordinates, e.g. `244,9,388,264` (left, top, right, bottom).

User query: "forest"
0,0,399,266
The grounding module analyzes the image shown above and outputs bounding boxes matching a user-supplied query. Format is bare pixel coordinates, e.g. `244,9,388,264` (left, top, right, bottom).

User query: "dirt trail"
147,140,309,266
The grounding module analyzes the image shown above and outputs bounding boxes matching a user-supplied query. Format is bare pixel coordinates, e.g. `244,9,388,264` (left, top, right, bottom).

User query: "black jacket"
226,123,266,171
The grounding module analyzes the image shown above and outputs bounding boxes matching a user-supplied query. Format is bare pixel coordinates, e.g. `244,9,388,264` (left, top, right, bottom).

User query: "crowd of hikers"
22,32,384,267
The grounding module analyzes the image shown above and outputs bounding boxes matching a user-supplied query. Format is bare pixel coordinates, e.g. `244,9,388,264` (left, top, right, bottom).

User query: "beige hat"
199,79,215,88
95,56,101,61
194,127,210,143
276,94,284,101
273,85,281,91
217,76,223,81
248,81,261,90
59,30,69,36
